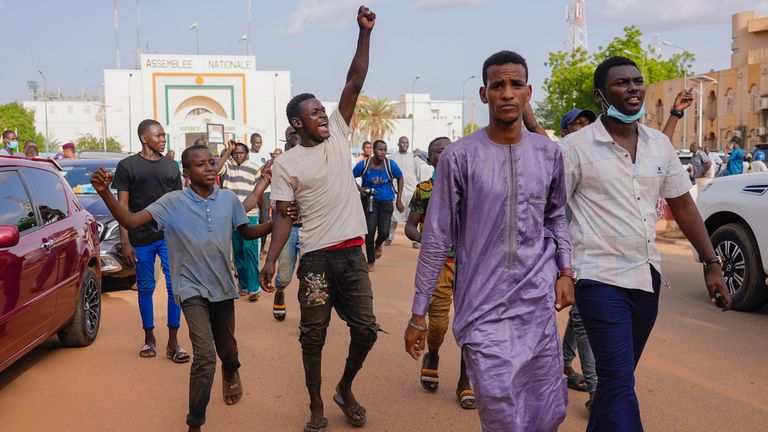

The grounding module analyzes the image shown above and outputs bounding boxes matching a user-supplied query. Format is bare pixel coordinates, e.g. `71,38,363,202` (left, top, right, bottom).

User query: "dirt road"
1,239,766,431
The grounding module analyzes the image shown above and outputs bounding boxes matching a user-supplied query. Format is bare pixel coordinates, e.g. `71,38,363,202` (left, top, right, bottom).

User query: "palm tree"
358,97,396,143
350,93,371,145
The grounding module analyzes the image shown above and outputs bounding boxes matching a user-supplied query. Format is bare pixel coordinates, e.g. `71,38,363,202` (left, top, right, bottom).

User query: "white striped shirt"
561,118,691,292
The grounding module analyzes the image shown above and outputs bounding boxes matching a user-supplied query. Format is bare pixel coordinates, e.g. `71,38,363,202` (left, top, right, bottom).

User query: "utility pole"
128,73,133,153
411,76,420,145
135,0,141,68
38,70,50,154
114,0,121,68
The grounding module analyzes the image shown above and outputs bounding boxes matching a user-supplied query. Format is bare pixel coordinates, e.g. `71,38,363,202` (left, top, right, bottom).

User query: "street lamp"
273,73,279,150
461,75,475,135
128,72,133,153
411,75,420,145
663,41,689,149
37,70,49,154
689,75,718,150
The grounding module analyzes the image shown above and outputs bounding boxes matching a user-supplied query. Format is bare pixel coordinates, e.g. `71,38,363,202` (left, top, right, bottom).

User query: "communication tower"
566,0,588,53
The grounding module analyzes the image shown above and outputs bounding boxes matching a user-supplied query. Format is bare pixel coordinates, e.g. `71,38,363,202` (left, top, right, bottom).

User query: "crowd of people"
2,5,750,432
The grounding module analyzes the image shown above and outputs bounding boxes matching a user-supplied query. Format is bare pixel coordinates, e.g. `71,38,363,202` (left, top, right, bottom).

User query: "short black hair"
594,56,639,92
482,50,528,85
234,142,248,153
362,141,372,147
373,139,387,150
2,130,15,140
181,144,211,169
286,93,317,124
137,119,161,139
427,137,450,158
249,132,261,142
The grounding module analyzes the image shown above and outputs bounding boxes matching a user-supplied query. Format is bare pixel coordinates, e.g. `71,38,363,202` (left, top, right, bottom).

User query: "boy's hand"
90,168,113,194
286,201,301,224
260,261,276,293
357,5,376,31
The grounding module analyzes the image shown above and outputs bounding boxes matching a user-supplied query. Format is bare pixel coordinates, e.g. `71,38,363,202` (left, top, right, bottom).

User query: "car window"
20,167,69,225
61,164,117,194
0,170,39,232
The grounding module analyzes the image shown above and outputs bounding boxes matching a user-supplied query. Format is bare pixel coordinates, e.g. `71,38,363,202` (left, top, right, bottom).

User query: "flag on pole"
188,21,198,31
239,33,248,41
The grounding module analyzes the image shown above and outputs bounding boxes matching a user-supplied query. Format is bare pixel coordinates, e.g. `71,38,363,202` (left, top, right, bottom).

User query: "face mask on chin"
598,90,644,124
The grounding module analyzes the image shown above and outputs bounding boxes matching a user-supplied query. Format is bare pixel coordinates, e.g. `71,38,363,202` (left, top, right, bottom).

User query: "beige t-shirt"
270,109,367,256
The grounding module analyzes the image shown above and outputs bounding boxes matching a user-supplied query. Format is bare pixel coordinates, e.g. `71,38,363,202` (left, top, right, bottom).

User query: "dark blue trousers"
575,266,661,432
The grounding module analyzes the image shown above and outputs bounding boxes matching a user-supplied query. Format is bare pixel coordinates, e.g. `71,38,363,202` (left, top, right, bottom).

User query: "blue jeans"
275,225,300,290
134,238,180,330
562,304,597,392
575,266,661,432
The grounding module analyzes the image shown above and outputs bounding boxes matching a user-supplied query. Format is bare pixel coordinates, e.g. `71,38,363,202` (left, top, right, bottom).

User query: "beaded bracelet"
407,320,428,333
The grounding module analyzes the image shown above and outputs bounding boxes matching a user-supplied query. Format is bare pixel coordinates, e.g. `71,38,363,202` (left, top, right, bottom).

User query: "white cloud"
598,0,763,30
285,0,367,34
411,0,492,12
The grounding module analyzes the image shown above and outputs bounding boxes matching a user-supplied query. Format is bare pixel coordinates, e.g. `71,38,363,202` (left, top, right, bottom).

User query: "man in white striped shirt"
561,56,731,432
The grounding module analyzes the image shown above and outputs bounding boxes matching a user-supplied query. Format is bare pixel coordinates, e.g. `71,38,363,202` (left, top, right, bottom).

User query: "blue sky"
3,0,767,125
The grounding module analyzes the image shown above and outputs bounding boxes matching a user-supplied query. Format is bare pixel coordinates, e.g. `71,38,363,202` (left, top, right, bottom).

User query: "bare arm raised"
337,6,376,125
91,168,154,230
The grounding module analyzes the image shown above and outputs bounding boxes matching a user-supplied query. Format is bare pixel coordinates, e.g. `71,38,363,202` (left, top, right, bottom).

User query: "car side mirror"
0,224,20,248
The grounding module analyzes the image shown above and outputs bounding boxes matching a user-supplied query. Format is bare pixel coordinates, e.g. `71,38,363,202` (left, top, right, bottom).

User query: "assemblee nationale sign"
143,55,254,71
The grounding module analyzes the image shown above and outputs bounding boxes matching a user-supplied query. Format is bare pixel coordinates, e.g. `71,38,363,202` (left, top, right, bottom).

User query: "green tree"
463,122,485,136
0,102,45,149
358,97,396,142
536,26,695,130
75,134,122,152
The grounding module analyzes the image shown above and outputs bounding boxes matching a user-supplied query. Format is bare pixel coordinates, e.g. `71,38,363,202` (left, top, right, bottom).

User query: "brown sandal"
222,371,243,405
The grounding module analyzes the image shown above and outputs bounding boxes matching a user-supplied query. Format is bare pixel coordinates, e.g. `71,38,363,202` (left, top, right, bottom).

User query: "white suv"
694,172,768,310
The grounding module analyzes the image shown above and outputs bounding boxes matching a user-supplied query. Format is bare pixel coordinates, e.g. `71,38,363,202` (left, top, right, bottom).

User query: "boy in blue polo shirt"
353,139,404,270
91,144,286,432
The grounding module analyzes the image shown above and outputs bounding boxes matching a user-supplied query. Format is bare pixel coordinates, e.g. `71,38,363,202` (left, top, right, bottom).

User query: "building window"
725,88,736,115
749,85,759,113
706,91,717,121
655,99,664,128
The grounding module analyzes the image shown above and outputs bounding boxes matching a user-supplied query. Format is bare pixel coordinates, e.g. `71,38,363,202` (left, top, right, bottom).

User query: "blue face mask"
598,90,644,124
8,140,19,149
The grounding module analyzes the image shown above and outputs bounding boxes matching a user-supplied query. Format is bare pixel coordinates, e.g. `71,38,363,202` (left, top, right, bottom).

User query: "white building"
23,98,106,148
104,54,291,154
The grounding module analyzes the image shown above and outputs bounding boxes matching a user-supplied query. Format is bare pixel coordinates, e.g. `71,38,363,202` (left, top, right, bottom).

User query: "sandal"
456,389,478,410
222,371,243,405
332,393,367,427
248,292,260,302
303,418,328,432
139,344,156,358
166,347,191,364
273,303,286,321
420,353,439,393
566,371,589,392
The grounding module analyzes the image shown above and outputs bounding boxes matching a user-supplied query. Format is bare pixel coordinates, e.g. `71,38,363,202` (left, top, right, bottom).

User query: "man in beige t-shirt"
260,6,379,430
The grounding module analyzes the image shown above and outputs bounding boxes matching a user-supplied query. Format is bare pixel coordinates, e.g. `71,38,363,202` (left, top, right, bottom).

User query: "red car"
0,155,101,373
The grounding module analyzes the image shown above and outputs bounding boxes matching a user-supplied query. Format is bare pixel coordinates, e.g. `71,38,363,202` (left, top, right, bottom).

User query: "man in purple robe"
404,50,575,431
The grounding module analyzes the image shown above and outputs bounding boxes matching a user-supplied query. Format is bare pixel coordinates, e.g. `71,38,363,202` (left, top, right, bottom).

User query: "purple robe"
412,129,571,431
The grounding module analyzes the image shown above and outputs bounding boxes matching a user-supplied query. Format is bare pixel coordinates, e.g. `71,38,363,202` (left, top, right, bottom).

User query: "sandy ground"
1,238,767,431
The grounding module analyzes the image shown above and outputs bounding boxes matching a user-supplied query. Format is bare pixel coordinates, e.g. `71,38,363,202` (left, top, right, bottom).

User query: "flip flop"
456,389,478,410
303,418,328,432
332,393,367,427
223,371,243,405
166,347,191,364
139,344,156,358
420,353,439,393
248,292,260,302
566,371,589,392
273,303,286,321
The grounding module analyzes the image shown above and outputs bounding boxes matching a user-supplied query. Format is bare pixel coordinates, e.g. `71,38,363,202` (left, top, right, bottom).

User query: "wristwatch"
702,256,723,271
670,108,684,119
558,268,577,283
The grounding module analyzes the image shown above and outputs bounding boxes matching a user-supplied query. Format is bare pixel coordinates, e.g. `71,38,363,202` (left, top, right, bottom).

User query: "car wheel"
58,267,101,347
708,223,768,311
